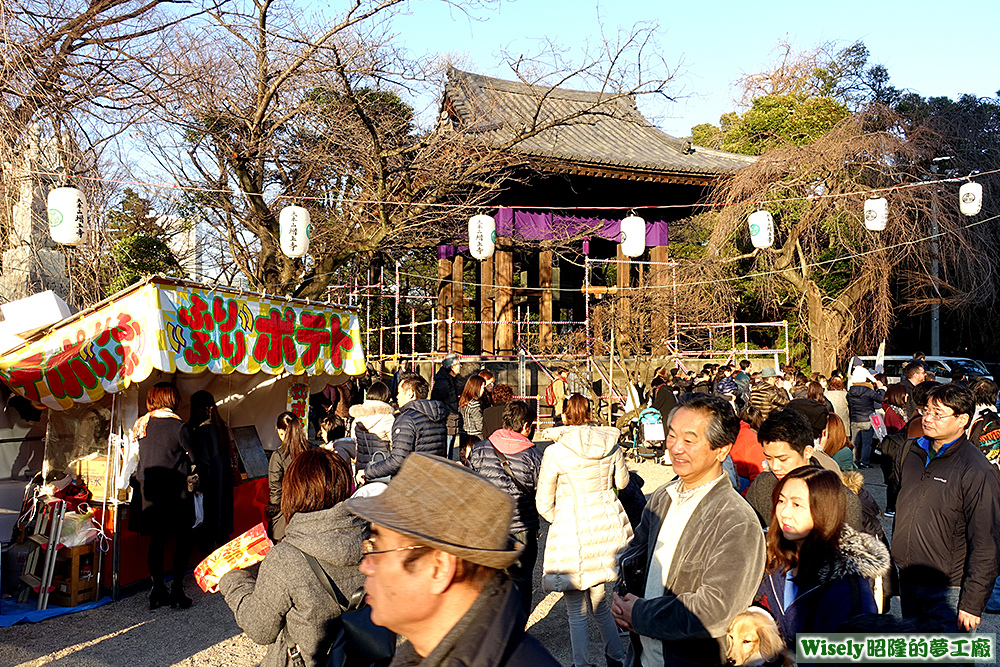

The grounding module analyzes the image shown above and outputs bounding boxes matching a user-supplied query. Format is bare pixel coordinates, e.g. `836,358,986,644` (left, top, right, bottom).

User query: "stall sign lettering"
5,312,142,403
178,295,246,366
287,382,309,419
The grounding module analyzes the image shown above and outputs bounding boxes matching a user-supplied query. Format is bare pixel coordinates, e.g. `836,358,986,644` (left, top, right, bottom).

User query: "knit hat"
346,454,522,569
761,367,779,378
851,365,874,385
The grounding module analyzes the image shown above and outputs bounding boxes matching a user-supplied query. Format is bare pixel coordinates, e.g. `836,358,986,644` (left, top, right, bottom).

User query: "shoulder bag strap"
302,549,351,610
491,444,531,495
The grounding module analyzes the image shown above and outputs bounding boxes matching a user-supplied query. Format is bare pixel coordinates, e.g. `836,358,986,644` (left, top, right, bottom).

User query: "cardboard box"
75,456,110,500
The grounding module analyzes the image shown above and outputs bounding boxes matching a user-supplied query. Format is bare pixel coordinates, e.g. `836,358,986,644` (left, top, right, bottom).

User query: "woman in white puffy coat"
537,394,631,667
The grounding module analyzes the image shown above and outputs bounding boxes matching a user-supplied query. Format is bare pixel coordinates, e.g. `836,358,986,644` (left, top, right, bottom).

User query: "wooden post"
540,250,553,353
480,255,495,355
451,255,464,353
617,245,629,291
437,256,452,352
650,246,668,286
495,241,513,355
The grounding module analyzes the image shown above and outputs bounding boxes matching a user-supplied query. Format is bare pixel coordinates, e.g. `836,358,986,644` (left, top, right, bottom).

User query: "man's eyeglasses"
361,538,428,558
922,409,957,421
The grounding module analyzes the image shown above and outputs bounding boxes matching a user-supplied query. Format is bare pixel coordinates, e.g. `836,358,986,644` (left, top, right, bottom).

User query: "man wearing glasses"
892,383,1000,632
346,453,559,666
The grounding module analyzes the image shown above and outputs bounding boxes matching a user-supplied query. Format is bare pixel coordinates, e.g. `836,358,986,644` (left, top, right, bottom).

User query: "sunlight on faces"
775,478,814,543
359,525,433,635
397,385,417,408
921,398,969,443
667,407,730,488
762,440,812,481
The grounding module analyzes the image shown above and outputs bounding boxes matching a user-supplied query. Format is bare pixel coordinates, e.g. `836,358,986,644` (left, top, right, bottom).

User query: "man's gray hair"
675,394,740,450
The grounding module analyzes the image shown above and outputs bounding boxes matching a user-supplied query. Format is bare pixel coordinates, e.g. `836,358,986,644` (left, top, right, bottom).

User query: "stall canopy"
0,278,367,410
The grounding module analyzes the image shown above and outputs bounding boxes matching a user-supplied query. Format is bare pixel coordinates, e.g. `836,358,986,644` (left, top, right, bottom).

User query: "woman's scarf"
132,408,182,440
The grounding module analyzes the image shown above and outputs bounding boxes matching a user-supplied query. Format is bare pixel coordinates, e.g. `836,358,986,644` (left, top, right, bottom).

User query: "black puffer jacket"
365,399,447,479
466,431,542,532
892,435,1000,616
846,384,885,423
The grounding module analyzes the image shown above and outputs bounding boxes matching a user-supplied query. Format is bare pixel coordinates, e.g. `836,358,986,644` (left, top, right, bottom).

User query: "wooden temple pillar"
480,255,495,355
437,256,452,352
495,240,514,356
650,246,669,287
616,245,630,291
451,255,464,353
539,250,553,353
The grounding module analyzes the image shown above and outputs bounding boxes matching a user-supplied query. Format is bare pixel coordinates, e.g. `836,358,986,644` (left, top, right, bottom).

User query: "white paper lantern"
468,214,496,260
279,205,311,258
864,198,888,231
47,187,87,246
748,210,774,249
619,214,646,258
959,182,983,216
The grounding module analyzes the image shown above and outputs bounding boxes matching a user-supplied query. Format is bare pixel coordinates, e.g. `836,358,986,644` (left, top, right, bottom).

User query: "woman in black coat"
189,390,236,555
134,382,197,610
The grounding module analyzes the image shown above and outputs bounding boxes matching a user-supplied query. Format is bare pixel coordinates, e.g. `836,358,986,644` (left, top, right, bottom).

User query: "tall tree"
144,1,677,297
705,109,999,373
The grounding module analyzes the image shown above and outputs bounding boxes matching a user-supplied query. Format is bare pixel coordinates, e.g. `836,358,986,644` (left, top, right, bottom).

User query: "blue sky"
390,0,999,137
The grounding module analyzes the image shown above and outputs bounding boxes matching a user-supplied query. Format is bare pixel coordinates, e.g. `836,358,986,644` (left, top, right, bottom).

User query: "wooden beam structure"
495,241,513,355
540,250,553,353
451,255,464,353
480,255,495,355
437,257,451,352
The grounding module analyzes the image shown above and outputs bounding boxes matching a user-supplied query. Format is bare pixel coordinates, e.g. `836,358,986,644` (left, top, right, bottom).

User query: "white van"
854,356,992,382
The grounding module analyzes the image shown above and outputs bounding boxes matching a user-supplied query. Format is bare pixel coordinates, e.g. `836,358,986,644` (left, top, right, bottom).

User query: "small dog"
726,607,795,667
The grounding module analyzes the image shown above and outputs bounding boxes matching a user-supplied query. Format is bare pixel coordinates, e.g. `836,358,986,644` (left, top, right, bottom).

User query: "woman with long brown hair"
267,411,312,541
220,448,366,667
758,467,888,647
536,393,631,667
819,412,854,472
458,374,486,460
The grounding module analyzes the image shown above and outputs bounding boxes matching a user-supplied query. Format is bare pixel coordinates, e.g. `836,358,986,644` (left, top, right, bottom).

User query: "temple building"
436,68,753,355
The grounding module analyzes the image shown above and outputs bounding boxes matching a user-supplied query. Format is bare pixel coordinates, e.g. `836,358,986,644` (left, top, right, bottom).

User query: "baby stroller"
628,408,666,463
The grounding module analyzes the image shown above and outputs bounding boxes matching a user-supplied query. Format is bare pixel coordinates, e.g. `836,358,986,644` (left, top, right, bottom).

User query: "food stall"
0,277,366,598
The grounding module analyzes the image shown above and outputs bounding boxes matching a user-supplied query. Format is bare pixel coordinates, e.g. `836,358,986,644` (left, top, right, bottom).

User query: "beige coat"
536,424,632,592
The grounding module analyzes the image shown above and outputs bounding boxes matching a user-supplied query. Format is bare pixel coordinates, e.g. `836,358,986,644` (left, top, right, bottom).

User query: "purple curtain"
494,208,667,246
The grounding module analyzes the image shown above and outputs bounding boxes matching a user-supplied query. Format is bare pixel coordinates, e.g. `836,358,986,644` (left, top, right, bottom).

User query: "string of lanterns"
746,180,985,249
39,178,988,260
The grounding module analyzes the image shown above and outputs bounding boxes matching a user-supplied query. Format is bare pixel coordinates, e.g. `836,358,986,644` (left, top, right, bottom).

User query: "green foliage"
691,123,723,149
668,212,717,259
719,94,850,155
111,235,184,293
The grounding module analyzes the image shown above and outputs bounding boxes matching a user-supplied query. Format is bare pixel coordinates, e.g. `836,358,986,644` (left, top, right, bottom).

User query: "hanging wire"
14,166,1000,212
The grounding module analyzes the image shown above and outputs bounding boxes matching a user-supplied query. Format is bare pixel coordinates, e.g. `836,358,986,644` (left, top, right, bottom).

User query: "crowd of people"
129,351,1000,667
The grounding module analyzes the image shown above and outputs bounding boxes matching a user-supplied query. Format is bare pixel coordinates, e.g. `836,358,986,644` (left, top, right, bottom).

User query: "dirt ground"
1,458,996,667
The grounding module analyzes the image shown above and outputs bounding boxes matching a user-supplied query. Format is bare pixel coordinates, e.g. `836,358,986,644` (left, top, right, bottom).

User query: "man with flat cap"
346,453,558,667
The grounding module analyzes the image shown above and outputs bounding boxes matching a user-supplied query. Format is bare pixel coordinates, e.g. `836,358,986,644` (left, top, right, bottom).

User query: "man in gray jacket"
611,394,765,667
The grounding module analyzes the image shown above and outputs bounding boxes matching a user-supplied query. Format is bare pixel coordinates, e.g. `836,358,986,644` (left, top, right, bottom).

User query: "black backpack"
879,417,917,462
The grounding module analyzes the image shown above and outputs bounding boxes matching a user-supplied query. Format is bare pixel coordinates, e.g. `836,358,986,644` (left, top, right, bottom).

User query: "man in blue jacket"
359,373,447,483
